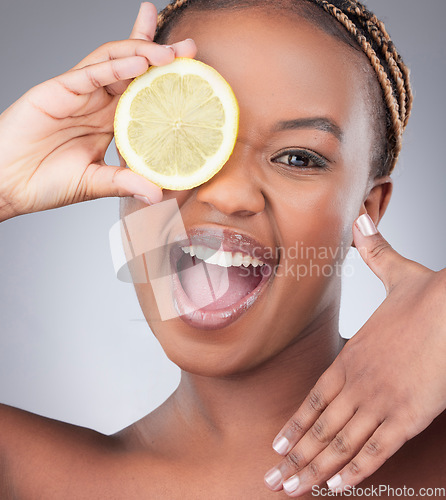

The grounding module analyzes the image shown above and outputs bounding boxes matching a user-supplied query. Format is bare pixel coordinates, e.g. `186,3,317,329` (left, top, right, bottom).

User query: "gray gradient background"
0,0,445,435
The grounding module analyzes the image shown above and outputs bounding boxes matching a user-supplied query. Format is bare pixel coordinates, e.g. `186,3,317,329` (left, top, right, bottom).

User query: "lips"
170,227,277,330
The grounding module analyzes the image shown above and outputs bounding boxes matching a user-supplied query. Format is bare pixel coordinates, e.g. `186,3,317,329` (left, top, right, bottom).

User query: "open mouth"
170,228,276,330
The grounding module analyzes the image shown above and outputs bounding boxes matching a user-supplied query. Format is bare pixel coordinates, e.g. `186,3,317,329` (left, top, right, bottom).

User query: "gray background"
0,0,445,434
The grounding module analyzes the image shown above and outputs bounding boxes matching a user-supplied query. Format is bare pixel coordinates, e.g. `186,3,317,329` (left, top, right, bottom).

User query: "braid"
348,3,413,125
155,0,413,176
354,5,413,127
157,0,190,30
303,0,412,174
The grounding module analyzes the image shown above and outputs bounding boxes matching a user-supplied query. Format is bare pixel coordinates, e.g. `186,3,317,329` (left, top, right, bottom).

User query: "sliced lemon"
114,57,239,190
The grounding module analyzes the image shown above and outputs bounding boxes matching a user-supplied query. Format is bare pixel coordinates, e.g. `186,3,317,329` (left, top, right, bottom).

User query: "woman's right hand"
0,2,197,222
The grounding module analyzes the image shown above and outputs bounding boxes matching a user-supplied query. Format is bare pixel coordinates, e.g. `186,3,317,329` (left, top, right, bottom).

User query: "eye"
272,149,328,170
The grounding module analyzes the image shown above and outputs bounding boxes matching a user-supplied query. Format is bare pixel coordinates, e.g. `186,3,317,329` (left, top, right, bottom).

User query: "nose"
195,142,266,217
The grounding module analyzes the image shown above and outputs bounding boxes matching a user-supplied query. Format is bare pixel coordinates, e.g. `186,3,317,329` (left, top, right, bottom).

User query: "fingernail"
327,473,343,490
283,474,300,494
355,213,378,237
272,436,290,455
133,194,152,205
264,468,283,490
163,45,175,53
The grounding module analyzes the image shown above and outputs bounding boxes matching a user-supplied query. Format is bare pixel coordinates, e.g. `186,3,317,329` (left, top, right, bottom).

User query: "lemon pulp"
114,58,239,190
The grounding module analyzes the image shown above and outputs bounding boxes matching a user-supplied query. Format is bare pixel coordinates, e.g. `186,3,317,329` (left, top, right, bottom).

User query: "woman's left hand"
264,213,446,497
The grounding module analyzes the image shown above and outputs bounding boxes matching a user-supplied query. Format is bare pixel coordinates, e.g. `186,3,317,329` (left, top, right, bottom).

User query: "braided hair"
154,0,413,178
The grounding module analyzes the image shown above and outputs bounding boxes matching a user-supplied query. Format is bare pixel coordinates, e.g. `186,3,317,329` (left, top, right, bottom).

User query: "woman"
0,0,445,498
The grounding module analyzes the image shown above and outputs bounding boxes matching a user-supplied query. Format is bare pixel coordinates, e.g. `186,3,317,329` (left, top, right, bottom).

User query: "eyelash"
271,149,329,170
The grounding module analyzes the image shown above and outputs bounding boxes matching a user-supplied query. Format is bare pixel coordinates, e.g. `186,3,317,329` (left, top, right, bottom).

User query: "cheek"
133,283,163,332
271,174,355,251
162,189,191,206
260,175,360,341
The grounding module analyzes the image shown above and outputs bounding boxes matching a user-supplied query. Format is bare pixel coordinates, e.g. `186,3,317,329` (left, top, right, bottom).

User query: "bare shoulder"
0,402,113,443
364,410,446,489
0,403,122,498
0,402,184,499
400,409,446,484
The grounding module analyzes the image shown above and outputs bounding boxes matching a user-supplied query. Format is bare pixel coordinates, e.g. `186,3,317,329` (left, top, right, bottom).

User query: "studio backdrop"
0,0,445,434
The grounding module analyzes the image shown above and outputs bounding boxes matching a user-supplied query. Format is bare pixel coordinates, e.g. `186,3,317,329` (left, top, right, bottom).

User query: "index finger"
272,367,344,455
130,2,158,40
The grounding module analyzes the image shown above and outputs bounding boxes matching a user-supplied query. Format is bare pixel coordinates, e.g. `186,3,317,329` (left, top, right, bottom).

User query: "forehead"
165,7,370,146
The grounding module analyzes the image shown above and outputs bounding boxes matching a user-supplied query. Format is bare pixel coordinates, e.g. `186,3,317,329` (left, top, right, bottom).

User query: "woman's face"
122,7,389,376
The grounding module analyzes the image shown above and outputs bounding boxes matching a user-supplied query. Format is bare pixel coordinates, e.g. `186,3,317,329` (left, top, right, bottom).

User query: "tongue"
178,255,262,310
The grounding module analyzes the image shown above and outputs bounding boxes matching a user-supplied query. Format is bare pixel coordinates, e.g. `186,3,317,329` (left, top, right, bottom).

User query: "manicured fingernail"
264,468,283,490
327,473,343,490
283,474,300,494
272,436,290,455
355,213,378,237
133,194,152,205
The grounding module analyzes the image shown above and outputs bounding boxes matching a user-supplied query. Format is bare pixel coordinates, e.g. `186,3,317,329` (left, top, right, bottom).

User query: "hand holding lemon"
0,3,208,222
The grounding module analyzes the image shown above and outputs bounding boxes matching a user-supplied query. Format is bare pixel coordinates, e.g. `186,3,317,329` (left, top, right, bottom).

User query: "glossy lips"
170,228,277,330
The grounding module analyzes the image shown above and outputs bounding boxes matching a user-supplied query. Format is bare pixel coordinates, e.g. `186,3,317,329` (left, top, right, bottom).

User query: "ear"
363,175,393,224
351,175,393,248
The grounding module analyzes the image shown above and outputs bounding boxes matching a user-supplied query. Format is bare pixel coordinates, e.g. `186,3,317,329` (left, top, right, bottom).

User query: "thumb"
85,163,163,206
353,214,404,294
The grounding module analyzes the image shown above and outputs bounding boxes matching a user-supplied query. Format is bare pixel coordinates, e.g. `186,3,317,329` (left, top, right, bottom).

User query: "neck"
172,315,346,451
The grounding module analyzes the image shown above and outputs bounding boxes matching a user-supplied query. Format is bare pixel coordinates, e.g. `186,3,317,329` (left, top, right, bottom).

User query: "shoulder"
364,410,446,488
0,403,178,499
0,403,121,498
402,409,446,483
0,402,116,458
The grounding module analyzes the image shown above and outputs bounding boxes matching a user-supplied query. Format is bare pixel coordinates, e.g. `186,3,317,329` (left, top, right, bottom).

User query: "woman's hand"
0,2,197,222
264,213,446,496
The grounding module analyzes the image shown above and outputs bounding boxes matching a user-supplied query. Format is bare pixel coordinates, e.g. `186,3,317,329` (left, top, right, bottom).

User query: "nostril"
196,185,264,216
232,209,261,217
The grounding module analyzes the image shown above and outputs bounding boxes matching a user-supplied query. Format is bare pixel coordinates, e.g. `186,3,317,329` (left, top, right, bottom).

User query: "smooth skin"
0,3,445,498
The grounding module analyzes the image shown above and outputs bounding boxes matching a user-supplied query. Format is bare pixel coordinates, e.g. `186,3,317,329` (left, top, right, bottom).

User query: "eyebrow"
272,117,343,142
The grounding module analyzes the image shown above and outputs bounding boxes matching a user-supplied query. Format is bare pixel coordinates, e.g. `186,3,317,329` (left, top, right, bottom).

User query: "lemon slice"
114,57,239,190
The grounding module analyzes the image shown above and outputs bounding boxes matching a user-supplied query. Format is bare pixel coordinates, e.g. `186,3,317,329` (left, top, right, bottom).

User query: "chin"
140,292,280,378
136,280,323,379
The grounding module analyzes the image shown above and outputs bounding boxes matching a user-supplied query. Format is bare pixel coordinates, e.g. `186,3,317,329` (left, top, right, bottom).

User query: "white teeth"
203,247,215,261
180,245,265,268
242,255,252,267
218,252,232,267
232,252,244,266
